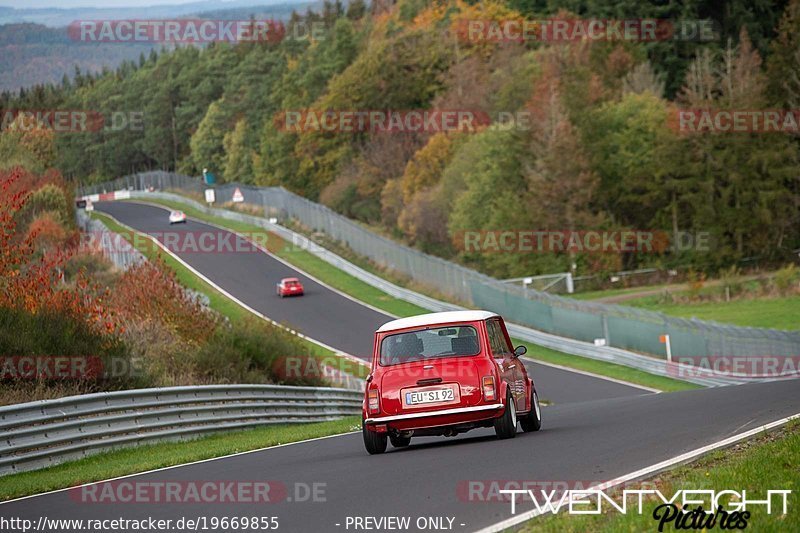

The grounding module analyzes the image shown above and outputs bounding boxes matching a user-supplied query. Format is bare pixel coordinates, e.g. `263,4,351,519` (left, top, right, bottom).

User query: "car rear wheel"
363,423,387,454
494,391,517,439
520,389,542,432
389,434,411,448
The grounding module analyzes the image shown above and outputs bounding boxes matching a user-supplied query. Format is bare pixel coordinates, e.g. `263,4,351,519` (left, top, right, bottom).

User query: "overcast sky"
0,0,260,8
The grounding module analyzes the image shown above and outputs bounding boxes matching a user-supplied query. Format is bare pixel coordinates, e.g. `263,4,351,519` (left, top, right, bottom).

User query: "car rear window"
380,325,480,366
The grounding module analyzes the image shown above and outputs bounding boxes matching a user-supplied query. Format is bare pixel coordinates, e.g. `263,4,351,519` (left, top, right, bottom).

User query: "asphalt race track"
2,380,798,532
4,201,796,532
91,201,646,406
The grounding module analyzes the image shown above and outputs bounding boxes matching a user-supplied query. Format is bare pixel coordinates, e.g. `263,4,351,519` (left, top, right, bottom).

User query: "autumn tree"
190,99,229,180
223,119,253,183
766,0,800,107
678,29,799,264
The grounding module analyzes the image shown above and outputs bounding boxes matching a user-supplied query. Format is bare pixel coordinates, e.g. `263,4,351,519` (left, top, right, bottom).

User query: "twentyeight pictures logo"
499,487,791,531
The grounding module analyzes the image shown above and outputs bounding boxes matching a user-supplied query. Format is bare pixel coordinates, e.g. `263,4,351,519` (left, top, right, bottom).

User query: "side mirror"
513,345,527,358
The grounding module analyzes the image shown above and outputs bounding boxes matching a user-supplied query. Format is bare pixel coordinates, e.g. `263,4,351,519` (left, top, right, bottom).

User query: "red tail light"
368,388,380,414
482,376,496,401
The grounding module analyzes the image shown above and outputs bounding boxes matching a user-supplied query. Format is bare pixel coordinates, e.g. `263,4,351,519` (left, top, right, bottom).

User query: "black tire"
520,389,542,432
363,423,387,454
494,391,517,439
389,434,411,448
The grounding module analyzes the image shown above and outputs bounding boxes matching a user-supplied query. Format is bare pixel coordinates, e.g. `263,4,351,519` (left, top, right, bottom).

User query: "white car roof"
377,310,498,332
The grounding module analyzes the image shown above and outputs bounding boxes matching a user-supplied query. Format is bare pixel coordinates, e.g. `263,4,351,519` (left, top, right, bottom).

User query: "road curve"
2,380,798,532
94,201,646,406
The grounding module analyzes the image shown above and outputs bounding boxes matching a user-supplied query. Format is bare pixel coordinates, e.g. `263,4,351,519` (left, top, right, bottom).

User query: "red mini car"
276,277,304,297
362,310,541,454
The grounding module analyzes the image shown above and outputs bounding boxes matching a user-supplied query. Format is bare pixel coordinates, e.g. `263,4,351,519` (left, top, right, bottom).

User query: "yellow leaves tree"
399,132,453,202
0,114,56,172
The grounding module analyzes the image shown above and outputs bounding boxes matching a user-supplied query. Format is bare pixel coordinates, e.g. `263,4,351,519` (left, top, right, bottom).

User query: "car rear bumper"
364,403,503,426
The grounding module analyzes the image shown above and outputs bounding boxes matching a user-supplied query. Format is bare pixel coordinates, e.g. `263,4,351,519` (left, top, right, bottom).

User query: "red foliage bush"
0,168,117,336
26,212,69,250
110,258,218,344
3,167,70,211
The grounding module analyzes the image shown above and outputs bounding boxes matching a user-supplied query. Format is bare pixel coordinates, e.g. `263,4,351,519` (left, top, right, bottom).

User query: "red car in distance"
362,310,541,454
276,277,304,297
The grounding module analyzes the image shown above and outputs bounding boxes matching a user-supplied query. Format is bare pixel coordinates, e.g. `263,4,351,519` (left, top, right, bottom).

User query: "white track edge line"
475,411,800,533
524,358,661,393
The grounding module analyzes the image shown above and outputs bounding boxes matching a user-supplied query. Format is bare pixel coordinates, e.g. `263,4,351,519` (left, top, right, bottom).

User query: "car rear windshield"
379,325,480,366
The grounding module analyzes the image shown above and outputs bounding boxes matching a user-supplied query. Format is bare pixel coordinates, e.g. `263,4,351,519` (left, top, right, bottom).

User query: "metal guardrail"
76,209,146,270
114,191,747,387
0,385,362,476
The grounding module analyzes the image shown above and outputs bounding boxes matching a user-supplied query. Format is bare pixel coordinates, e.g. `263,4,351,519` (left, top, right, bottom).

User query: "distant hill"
0,0,316,27
0,23,154,93
0,2,317,93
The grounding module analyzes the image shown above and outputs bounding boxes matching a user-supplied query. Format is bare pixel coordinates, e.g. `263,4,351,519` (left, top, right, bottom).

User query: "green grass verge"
625,294,800,330
517,342,699,393
523,421,799,532
570,284,671,301
570,277,798,331
90,211,368,379
129,198,701,392
0,417,359,501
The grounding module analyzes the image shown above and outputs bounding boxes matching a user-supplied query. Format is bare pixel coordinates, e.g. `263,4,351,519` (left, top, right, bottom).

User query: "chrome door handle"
507,364,516,369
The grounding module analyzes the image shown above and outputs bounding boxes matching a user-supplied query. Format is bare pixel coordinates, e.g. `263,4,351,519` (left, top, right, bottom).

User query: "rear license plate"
405,387,456,406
